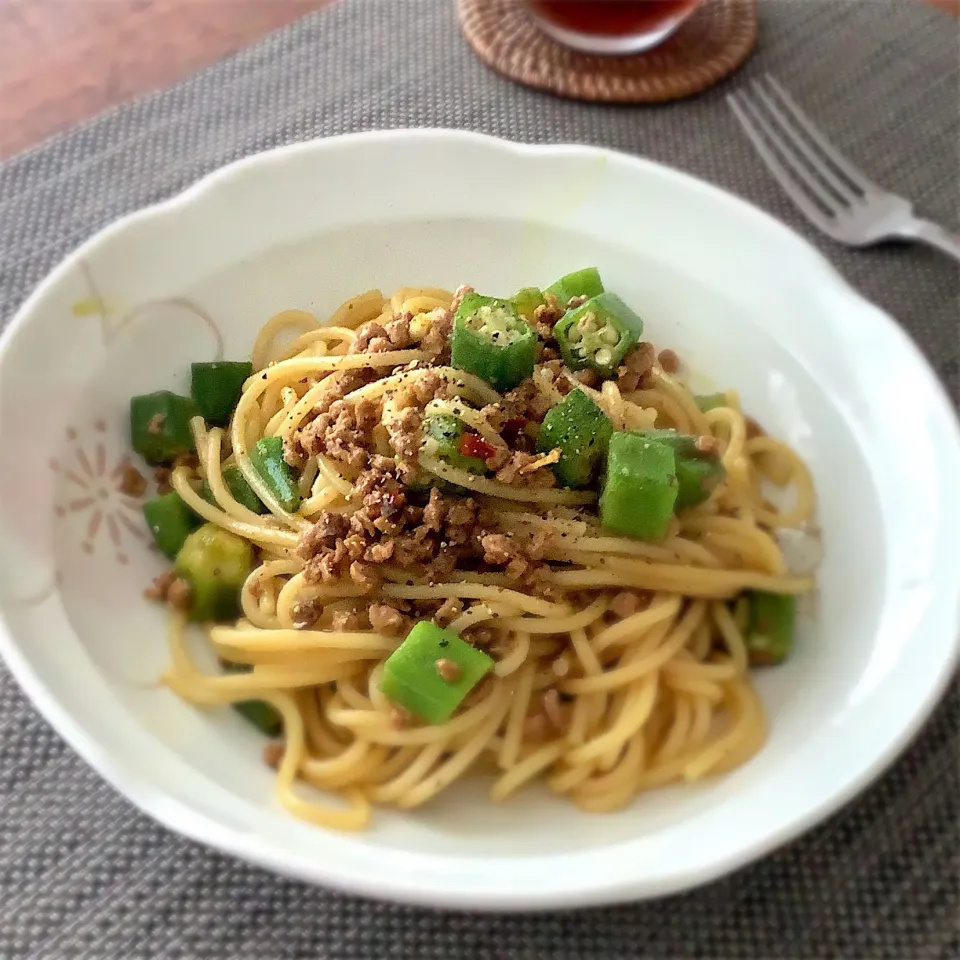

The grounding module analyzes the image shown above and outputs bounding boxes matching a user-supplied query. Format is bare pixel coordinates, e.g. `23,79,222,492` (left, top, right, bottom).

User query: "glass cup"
528,0,704,55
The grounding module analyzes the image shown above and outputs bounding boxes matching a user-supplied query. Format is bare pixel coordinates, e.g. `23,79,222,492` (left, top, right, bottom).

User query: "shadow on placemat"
0,1,957,958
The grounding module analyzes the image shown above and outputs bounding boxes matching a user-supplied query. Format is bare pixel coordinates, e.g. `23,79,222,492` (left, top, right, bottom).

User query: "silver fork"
728,75,960,262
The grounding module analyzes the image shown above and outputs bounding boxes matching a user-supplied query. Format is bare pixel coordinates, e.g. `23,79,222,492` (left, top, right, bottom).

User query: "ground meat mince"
298,462,483,588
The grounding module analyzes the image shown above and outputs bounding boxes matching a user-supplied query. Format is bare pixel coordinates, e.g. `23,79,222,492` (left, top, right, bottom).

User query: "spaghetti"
136,277,817,832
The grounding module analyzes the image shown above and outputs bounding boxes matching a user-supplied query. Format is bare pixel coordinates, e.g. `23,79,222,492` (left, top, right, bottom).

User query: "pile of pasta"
153,285,815,831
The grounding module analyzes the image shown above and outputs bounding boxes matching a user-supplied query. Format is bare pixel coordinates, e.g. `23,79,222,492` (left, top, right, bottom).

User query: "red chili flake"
459,433,497,460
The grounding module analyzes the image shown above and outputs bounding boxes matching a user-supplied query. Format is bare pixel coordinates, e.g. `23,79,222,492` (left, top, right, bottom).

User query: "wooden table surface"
0,0,330,159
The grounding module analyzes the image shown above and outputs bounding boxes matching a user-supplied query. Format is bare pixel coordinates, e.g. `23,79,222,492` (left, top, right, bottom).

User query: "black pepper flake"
406,580,415,586
439,639,449,648
262,373,268,380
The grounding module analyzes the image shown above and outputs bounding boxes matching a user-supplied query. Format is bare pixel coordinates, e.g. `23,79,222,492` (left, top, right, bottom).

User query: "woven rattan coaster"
458,0,758,103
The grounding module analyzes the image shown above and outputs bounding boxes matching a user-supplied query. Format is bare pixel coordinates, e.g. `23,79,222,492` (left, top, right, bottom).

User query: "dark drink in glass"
529,0,703,53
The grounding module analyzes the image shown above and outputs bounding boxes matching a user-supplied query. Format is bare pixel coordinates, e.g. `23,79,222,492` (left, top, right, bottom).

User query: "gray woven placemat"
1,0,958,957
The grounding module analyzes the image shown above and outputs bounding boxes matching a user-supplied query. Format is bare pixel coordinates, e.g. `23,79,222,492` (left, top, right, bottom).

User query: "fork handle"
898,218,960,262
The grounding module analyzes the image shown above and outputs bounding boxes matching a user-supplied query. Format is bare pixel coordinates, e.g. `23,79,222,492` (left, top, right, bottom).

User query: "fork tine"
732,90,845,214
733,90,847,216
728,91,835,229
763,75,879,195
750,79,860,206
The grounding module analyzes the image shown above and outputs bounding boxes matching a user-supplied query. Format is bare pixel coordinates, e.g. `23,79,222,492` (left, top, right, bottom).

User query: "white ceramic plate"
1,131,958,911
